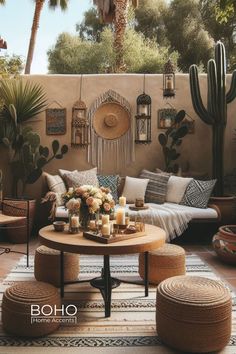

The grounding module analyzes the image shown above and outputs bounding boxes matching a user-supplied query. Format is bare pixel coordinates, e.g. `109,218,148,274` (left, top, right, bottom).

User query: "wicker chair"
139,243,185,284
2,281,61,337
34,245,79,287
156,275,232,353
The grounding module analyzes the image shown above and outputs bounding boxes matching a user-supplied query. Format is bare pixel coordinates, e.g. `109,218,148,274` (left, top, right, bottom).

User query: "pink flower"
86,197,94,206
75,187,84,196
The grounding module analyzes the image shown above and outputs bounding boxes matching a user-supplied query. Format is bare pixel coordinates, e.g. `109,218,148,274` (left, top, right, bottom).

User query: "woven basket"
2,281,61,337
34,245,80,287
139,244,185,284
156,276,232,353
2,198,36,243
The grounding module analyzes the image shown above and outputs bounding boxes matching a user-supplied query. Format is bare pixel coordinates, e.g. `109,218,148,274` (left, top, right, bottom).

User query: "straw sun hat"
92,102,130,140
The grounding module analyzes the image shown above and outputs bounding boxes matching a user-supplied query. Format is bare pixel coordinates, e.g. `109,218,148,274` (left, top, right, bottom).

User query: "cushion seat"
156,275,232,353
2,281,61,337
139,244,185,284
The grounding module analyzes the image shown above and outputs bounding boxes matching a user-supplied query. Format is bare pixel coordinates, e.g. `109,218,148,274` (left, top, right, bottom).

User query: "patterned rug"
0,254,235,354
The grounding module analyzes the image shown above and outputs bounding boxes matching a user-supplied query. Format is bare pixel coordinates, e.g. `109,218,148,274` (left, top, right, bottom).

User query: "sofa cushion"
63,167,98,189
58,168,77,177
166,176,193,204
122,176,149,203
97,175,119,202
44,173,67,206
180,179,216,209
140,169,170,204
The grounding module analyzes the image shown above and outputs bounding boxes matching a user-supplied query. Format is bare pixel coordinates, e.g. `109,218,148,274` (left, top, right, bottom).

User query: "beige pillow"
122,176,149,204
63,167,98,188
45,173,67,206
58,168,77,177
166,176,193,204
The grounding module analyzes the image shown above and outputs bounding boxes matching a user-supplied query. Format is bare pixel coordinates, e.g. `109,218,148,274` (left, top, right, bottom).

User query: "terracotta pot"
209,196,236,224
2,198,36,244
212,225,236,265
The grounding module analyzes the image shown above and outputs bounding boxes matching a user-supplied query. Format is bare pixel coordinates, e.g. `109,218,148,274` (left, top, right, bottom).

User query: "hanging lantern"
71,99,89,148
135,76,152,144
163,58,175,98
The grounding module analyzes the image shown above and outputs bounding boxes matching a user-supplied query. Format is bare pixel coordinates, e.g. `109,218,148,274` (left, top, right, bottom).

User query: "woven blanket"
127,203,193,242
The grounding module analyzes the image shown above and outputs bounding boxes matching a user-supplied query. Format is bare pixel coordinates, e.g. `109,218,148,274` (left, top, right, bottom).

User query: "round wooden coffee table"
39,224,166,317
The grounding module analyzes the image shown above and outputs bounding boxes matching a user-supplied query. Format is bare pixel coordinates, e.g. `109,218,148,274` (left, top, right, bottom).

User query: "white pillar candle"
102,214,110,225
119,196,126,207
71,215,79,228
89,220,96,230
116,208,125,225
102,223,110,237
68,187,74,193
139,133,147,141
139,105,148,115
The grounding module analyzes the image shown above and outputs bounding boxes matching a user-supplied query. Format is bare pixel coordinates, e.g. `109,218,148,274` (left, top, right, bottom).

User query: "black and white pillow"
180,179,216,209
139,169,170,204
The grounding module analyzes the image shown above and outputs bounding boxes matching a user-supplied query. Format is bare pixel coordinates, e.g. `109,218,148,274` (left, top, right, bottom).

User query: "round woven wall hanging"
88,90,135,171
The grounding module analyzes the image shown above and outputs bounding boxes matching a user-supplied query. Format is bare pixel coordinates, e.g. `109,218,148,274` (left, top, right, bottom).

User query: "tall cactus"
189,41,236,196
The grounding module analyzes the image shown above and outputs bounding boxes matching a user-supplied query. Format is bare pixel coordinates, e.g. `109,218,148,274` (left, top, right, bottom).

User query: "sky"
0,0,92,74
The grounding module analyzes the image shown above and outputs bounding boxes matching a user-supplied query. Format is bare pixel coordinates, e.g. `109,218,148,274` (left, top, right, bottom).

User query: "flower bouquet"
63,185,115,230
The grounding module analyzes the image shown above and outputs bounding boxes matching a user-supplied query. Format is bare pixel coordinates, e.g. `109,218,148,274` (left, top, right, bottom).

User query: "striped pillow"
139,170,170,204
180,179,216,208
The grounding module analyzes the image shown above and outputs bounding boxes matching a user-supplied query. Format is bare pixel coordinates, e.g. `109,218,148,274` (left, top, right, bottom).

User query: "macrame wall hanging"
87,90,135,172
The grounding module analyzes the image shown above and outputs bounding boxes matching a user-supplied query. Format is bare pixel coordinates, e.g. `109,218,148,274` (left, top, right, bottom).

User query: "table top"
39,224,166,255
0,212,26,225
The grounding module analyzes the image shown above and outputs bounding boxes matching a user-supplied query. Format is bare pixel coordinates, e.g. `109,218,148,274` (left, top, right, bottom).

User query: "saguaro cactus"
189,41,236,196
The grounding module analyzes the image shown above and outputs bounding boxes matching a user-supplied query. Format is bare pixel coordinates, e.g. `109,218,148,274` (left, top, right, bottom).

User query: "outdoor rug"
0,254,235,354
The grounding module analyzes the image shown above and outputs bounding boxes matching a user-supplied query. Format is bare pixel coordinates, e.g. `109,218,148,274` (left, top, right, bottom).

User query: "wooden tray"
129,205,149,211
83,230,146,244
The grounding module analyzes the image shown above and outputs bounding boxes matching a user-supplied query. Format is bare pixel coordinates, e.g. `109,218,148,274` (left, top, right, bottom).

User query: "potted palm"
0,78,68,242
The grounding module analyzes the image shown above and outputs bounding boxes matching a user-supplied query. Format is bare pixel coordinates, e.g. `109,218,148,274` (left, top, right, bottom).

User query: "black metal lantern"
71,99,90,148
163,58,175,98
135,77,152,144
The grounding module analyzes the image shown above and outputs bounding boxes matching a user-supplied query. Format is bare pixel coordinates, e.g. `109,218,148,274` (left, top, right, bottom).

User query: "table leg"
60,251,64,298
144,251,149,297
103,255,112,318
26,200,30,268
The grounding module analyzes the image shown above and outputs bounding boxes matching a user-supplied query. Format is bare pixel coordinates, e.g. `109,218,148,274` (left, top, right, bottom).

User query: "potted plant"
0,78,68,242
158,110,188,174
189,41,236,223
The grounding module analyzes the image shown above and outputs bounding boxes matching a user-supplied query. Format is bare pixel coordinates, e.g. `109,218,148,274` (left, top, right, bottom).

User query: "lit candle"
68,187,73,193
102,214,110,225
71,215,79,228
139,105,148,115
102,223,110,237
125,216,130,225
110,223,114,234
119,196,126,207
116,208,125,225
166,79,174,90
89,220,96,231
139,133,147,141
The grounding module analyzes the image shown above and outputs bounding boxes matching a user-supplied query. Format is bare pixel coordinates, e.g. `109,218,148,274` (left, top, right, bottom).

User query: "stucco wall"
1,73,236,200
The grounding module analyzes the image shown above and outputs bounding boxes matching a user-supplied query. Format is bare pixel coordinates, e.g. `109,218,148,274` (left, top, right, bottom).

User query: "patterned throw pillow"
180,179,216,209
139,169,170,204
45,173,67,206
97,175,119,202
63,168,98,189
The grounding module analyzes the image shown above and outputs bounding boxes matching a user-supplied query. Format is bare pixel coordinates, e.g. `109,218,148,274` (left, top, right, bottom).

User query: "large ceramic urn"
212,225,236,265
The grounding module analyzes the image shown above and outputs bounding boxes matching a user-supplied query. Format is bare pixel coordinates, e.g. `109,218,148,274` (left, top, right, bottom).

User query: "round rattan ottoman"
139,244,185,284
34,245,79,287
2,281,61,337
156,276,232,353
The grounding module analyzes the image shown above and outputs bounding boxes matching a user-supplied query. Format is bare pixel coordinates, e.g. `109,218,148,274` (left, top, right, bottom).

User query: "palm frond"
0,79,47,124
48,0,68,11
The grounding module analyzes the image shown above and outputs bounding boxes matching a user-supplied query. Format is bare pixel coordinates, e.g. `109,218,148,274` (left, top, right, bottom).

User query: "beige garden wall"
1,73,236,200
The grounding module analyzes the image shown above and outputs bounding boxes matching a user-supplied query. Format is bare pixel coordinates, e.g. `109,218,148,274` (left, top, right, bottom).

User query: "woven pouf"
156,276,232,353
34,245,79,287
2,281,61,337
139,244,185,284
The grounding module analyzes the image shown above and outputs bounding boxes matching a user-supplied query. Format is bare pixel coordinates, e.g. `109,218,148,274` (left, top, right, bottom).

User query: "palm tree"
0,0,6,4
25,0,68,74
94,0,138,72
